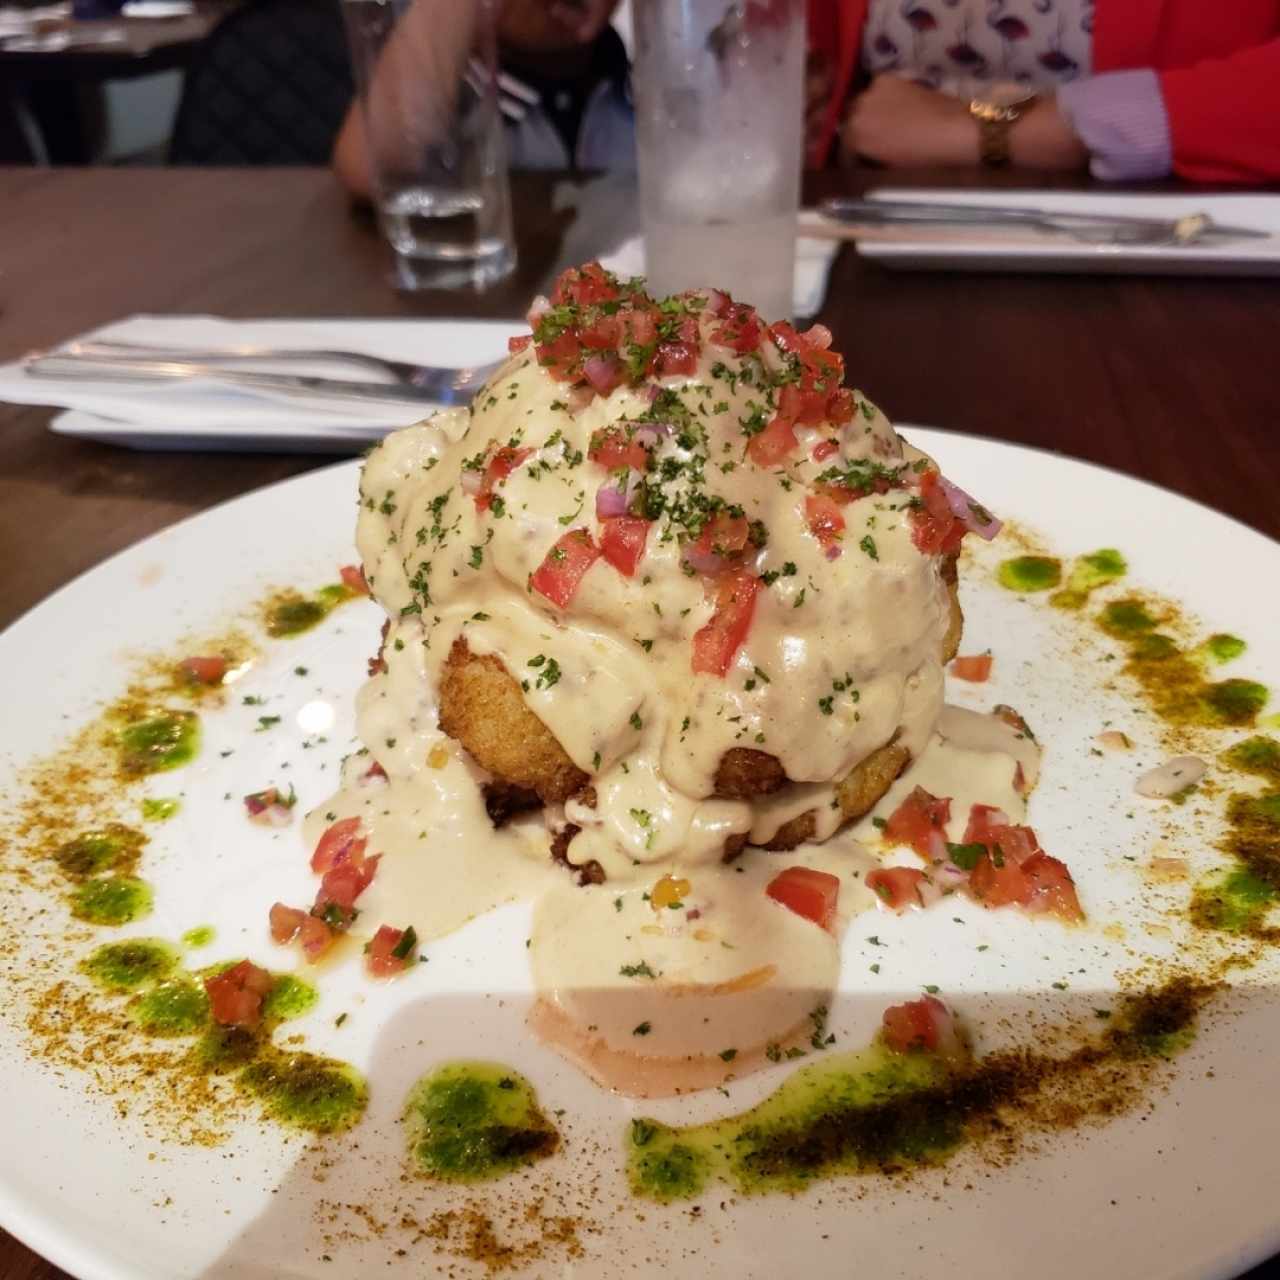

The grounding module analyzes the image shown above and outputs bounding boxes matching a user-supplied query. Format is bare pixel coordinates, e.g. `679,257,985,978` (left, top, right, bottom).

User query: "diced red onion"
631,423,671,449
595,482,629,519
583,353,621,394
926,829,949,864
706,288,730,317
825,544,842,561
527,294,550,325
567,385,594,412
917,875,944,908
460,467,483,497
935,861,970,889
938,476,1003,541
682,543,726,576
804,323,833,350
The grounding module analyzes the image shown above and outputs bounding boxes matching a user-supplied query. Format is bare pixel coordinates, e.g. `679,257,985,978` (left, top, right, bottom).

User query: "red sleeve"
1160,37,1280,182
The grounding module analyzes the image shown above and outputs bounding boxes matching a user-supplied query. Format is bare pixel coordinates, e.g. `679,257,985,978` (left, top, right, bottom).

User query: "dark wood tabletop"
0,163,1278,1279
0,7,226,80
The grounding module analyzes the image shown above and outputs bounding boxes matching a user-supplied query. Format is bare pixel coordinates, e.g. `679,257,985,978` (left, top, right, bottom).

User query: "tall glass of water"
343,0,516,290
632,0,804,319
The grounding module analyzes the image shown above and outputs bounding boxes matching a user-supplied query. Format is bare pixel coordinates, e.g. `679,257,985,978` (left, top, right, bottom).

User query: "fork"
59,340,505,406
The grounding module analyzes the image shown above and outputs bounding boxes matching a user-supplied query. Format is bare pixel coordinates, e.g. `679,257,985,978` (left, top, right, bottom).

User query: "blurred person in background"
333,0,632,195
806,0,1280,183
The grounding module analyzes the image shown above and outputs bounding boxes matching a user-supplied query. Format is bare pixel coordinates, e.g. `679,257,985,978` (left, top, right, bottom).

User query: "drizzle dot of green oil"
1098,599,1158,636
55,824,145,880
403,1062,559,1182
1223,736,1280,781
81,938,179,991
997,556,1061,594
71,876,153,926
1203,679,1269,727
238,1048,367,1133
118,710,200,776
262,973,318,1021
264,581,356,638
1050,548,1127,610
141,797,181,822
132,978,210,1036
1191,867,1277,934
1203,634,1247,665
181,925,216,949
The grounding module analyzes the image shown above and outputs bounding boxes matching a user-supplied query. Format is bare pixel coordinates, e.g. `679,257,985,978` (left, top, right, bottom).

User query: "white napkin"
0,315,515,452
599,223,839,318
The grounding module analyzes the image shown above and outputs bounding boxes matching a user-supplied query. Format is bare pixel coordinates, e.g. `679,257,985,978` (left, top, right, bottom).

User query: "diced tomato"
811,439,840,462
950,653,992,682
365,924,418,978
551,261,620,307
911,470,966,557
340,564,370,596
204,959,274,1030
179,655,226,686
768,321,807,357
804,493,846,555
269,902,307,944
508,334,532,353
656,340,697,377
589,426,650,472
361,759,388,782
1022,853,1084,922
967,850,1033,908
826,388,856,425
530,528,602,608
882,995,955,1055
747,414,799,468
535,329,582,380
299,914,337,960
691,569,761,677
625,308,658,348
578,313,623,350
777,382,828,428
866,866,927,912
707,299,762,353
685,510,750,573
315,853,381,916
884,787,952,861
599,515,650,577
311,817,366,874
474,445,533,513
766,866,840,931
961,804,1041,866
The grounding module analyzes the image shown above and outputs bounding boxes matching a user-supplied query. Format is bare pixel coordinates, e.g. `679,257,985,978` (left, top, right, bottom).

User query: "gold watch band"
969,95,1038,168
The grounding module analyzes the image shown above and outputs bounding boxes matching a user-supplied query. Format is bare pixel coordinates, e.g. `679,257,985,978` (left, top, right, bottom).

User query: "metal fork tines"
52,340,505,405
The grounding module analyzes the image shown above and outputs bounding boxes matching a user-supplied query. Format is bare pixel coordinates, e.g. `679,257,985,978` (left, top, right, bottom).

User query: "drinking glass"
343,0,516,291
631,0,804,319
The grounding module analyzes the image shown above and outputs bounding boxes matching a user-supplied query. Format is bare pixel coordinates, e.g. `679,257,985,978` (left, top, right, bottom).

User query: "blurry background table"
0,163,1279,1279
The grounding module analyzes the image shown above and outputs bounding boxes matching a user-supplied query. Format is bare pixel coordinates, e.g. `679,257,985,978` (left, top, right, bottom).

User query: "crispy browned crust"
713,748,788,799
549,824,605,885
941,553,963,663
438,636,588,806
483,782,541,827
761,738,912,852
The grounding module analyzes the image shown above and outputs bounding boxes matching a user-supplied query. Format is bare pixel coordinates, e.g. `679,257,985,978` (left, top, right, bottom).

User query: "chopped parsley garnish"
391,926,418,960
620,961,657,979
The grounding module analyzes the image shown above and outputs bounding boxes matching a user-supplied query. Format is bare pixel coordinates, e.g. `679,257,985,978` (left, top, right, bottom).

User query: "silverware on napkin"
817,198,1270,247
23,345,505,407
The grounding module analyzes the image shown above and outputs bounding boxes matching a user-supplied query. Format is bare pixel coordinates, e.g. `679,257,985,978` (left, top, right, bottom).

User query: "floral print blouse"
864,0,1094,98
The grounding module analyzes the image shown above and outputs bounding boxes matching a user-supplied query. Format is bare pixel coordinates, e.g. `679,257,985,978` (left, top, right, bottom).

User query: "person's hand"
840,74,1088,171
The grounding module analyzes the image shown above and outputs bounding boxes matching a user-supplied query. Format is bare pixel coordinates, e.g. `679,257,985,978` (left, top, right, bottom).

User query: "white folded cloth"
0,315,514,451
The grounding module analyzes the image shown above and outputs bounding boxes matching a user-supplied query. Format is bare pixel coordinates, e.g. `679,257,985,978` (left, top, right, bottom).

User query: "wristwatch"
968,93,1039,168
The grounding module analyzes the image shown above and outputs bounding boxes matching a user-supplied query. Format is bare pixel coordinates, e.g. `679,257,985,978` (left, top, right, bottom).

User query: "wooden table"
1,165,1278,1279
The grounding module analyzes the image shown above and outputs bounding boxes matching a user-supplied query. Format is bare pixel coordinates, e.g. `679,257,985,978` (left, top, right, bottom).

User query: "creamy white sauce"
310,292,1034,1095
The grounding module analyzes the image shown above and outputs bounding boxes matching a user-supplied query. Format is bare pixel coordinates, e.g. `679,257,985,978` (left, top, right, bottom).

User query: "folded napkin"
0,315,515,452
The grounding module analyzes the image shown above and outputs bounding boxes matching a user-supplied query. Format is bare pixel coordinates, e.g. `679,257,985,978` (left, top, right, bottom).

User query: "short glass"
631,0,804,319
342,0,516,291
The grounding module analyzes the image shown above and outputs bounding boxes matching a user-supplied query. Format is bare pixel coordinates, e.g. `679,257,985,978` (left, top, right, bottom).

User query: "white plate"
1,430,1278,1280
855,190,1280,276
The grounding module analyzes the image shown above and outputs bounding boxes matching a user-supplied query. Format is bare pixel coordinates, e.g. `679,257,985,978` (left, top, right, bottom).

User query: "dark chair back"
169,0,355,165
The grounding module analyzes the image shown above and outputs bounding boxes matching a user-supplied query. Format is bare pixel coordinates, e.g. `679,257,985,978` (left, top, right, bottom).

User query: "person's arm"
333,106,373,200
1157,37,1280,184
